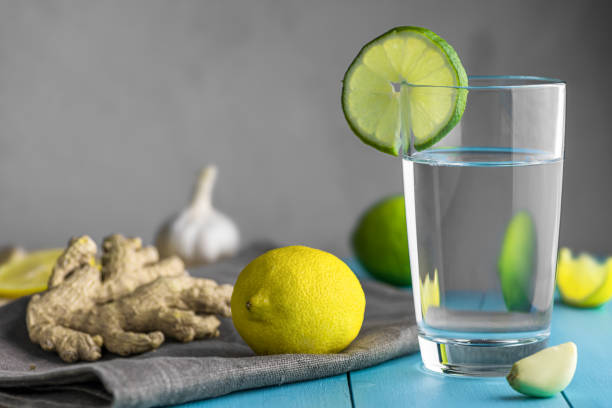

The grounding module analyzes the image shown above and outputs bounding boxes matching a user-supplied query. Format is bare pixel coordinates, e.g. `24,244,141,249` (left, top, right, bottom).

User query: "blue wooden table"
177,261,610,408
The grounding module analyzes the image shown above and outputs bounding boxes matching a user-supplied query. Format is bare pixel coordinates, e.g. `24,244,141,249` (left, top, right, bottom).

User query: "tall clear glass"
402,76,565,376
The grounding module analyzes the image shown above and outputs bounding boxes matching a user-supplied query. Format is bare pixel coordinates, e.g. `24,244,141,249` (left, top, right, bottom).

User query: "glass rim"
406,75,565,90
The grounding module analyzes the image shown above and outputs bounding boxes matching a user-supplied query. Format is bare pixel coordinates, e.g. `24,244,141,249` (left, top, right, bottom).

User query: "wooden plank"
349,353,567,407
168,257,361,408
549,300,612,408
350,290,612,407
479,291,507,312
350,288,566,407
444,290,485,310
170,374,352,408
171,258,611,408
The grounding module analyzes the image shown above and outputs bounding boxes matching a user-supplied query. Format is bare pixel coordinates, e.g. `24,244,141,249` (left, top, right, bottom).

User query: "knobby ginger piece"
26,234,232,363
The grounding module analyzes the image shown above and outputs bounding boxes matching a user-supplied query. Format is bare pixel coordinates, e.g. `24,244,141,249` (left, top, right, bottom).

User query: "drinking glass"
402,76,565,376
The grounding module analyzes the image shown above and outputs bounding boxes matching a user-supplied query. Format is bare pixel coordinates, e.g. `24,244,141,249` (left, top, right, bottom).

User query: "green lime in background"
352,195,411,286
498,211,536,312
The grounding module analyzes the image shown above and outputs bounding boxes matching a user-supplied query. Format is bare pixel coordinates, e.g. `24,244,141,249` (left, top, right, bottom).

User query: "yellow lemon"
0,249,63,298
231,246,366,355
556,248,612,308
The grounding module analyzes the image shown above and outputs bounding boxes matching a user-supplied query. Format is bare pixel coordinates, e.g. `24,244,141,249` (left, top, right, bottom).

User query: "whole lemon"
352,195,411,286
231,246,365,355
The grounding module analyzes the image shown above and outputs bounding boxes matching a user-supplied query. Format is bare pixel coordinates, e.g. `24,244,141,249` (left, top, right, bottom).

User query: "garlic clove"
506,342,577,397
155,165,240,267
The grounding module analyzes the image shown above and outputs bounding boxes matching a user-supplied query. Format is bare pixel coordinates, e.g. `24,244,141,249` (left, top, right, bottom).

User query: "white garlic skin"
156,166,240,267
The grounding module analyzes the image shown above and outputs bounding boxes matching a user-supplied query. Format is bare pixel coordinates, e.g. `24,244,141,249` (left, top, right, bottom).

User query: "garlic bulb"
155,165,240,267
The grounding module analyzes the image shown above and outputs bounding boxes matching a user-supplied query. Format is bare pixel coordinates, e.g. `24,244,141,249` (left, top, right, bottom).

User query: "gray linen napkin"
0,243,418,408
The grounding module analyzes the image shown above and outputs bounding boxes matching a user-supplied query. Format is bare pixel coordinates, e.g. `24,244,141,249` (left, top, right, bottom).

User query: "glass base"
418,332,549,377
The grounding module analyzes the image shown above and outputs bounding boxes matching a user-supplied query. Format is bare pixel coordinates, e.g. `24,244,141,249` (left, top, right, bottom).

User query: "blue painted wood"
171,374,352,408
444,290,485,310
349,288,568,407
350,290,612,407
165,260,363,408
167,258,611,407
348,354,567,407
479,291,507,312
549,301,611,408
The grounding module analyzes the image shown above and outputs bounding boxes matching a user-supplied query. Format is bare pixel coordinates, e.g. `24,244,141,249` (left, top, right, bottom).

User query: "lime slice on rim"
0,249,63,298
342,26,468,154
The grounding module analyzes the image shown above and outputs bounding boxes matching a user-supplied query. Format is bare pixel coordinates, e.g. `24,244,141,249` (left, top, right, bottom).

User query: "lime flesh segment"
342,27,468,154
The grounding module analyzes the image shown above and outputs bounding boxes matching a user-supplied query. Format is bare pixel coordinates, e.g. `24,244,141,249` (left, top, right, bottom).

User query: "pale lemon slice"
0,249,63,298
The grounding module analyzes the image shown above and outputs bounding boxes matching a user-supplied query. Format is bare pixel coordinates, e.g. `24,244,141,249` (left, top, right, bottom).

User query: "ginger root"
26,234,232,363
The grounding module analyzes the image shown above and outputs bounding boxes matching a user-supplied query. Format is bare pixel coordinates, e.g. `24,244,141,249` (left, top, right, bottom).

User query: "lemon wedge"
0,249,63,298
556,247,612,308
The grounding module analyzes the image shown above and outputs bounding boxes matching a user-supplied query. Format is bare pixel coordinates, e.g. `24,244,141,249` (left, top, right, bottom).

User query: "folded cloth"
0,243,418,408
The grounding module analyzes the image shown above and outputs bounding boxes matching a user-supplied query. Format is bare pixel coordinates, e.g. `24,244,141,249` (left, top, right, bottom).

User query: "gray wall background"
0,0,610,258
